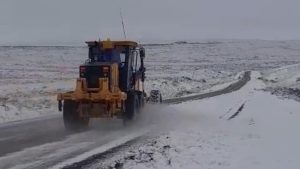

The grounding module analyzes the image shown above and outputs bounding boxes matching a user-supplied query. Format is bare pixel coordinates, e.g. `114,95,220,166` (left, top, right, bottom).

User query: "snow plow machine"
57,39,147,130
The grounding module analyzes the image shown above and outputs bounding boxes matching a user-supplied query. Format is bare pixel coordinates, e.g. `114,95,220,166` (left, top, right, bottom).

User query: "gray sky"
1,0,300,45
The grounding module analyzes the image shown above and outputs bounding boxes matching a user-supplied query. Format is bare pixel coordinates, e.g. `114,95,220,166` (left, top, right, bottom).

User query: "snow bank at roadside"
261,63,300,89
260,63,300,101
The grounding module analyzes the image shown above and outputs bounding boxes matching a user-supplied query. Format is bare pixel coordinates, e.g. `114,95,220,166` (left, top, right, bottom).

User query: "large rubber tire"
63,100,89,131
123,92,139,125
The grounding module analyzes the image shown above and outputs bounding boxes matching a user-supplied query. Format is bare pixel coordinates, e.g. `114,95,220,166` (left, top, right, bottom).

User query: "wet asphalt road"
0,116,142,169
0,114,66,157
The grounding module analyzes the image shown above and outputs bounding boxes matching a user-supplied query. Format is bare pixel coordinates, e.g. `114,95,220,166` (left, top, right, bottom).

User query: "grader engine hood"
57,63,126,104
79,64,111,89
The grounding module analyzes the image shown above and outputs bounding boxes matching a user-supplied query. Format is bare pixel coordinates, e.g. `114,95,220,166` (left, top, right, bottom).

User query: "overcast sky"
1,0,300,45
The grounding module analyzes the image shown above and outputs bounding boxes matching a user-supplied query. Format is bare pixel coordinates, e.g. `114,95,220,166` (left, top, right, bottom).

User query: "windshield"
89,46,121,63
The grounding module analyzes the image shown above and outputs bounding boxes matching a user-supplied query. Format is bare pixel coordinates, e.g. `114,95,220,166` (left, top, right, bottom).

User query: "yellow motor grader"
57,39,146,130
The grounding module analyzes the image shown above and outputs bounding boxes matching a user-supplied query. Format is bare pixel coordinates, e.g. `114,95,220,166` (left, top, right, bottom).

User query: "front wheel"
63,100,89,131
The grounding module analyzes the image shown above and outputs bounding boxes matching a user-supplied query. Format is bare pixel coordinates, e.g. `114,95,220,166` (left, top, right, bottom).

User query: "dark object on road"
147,90,162,103
57,39,147,130
228,103,246,120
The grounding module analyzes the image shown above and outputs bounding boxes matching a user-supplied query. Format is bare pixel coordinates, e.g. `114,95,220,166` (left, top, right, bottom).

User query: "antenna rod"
120,9,127,39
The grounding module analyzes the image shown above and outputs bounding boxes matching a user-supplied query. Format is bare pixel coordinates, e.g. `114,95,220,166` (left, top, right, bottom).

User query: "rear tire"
63,100,89,131
123,92,139,125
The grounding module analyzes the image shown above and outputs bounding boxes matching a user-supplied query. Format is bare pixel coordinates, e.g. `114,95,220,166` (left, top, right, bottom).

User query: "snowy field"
1,39,300,123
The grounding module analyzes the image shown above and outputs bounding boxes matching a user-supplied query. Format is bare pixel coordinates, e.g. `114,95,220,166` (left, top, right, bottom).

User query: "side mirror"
140,47,145,59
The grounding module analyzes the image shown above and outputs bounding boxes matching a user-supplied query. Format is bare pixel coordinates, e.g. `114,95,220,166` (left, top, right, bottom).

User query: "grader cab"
57,39,146,130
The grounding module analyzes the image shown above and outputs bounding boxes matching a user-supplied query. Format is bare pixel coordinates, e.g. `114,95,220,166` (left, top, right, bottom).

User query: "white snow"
92,72,300,169
261,63,300,89
259,63,300,101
